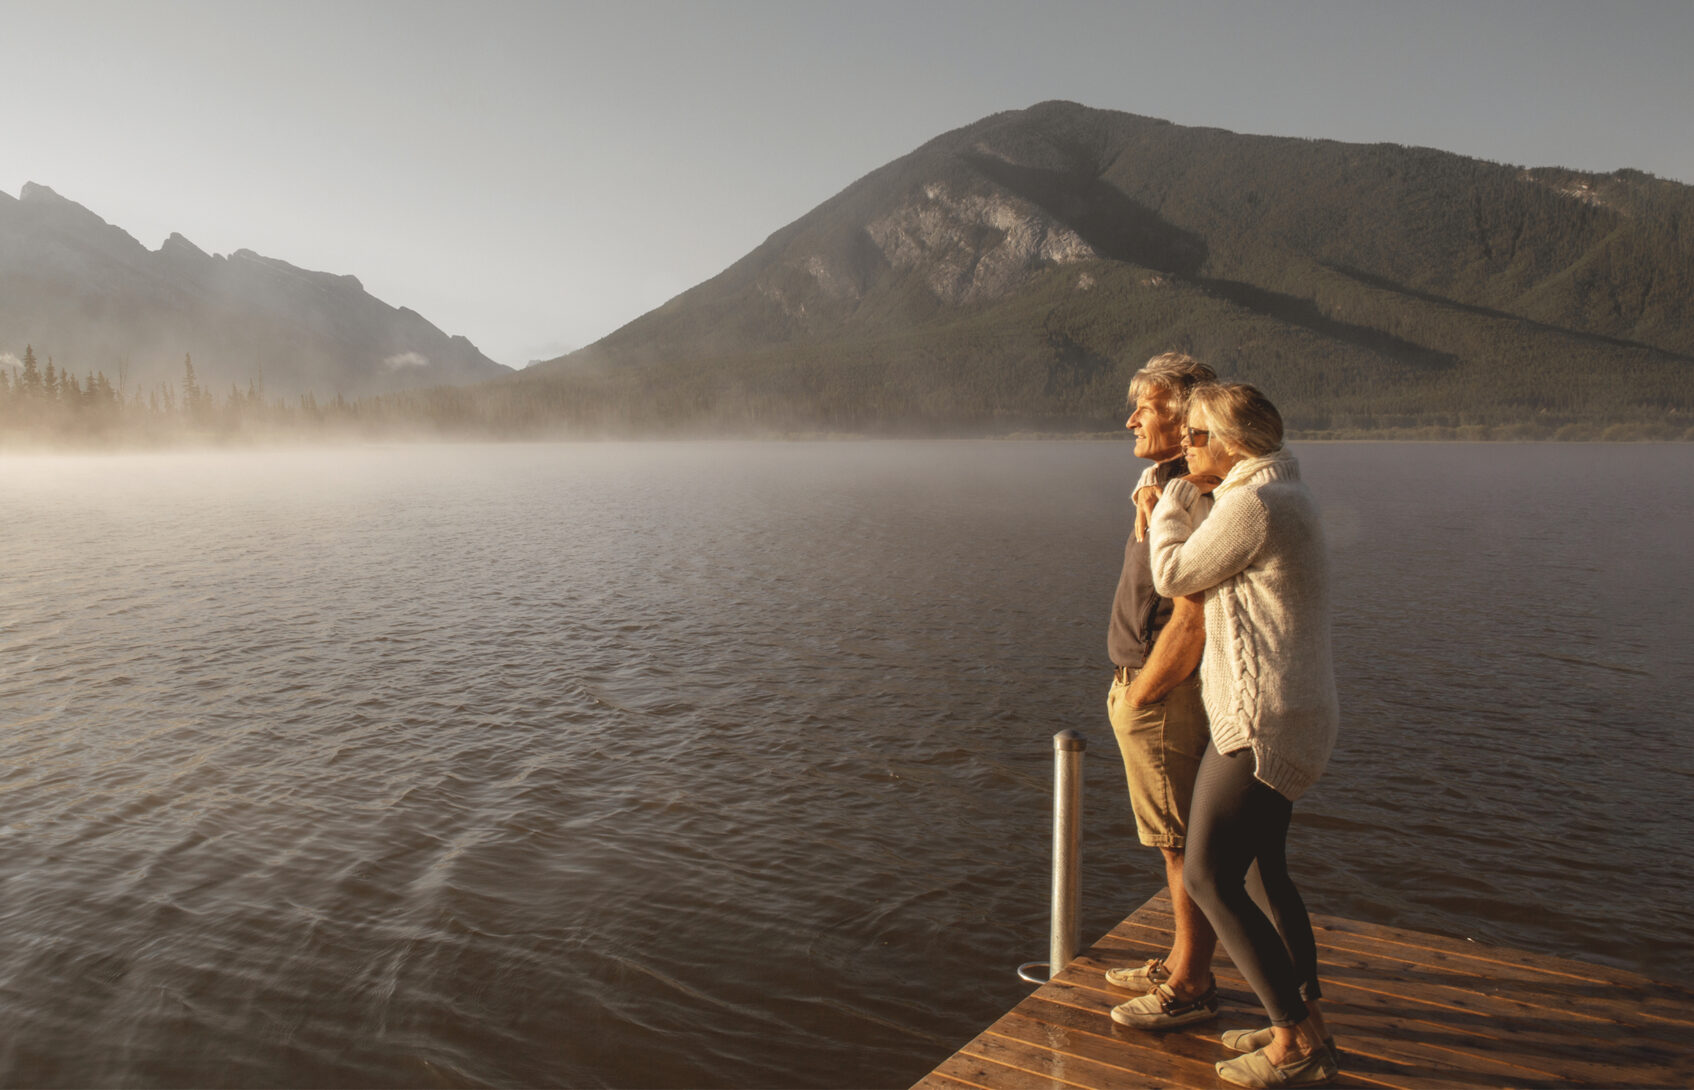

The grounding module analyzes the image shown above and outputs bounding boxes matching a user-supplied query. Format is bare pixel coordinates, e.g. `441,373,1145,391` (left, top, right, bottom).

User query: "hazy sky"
7,0,1692,367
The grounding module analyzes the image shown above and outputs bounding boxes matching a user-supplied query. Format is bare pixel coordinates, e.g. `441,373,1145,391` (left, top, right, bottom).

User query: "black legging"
1183,740,1322,1027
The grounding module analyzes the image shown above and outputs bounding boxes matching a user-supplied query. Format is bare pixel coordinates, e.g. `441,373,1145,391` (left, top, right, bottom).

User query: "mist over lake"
2,440,1689,1088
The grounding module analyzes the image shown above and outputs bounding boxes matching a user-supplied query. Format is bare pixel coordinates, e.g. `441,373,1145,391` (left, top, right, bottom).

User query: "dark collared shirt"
1106,456,1187,669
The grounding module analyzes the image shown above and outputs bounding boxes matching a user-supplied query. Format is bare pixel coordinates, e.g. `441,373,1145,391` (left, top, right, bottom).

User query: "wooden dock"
914,891,1694,1089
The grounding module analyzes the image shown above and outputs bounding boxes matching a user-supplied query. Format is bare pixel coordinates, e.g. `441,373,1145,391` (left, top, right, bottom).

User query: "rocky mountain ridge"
0,183,509,398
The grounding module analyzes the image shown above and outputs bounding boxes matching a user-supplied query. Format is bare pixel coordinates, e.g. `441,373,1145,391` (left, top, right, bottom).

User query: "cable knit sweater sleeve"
1148,478,1268,598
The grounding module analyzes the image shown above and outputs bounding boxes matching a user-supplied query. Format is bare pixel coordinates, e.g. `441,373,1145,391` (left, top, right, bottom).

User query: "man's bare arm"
1124,593,1205,706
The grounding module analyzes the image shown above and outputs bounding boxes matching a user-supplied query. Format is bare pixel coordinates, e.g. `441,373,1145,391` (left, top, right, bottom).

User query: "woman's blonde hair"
1189,382,1284,456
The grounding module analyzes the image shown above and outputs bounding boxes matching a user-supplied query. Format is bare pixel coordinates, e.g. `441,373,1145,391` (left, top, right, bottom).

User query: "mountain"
502,100,1692,436
0,183,509,398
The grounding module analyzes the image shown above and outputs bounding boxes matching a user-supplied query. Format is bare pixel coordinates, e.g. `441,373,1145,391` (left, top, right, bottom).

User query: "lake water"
2,441,1690,1088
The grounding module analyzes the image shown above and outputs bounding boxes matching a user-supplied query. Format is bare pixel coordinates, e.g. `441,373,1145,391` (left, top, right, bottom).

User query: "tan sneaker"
1103,957,1170,991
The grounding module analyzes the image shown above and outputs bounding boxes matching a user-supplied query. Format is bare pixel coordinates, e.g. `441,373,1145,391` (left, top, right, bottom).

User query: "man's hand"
1124,593,1206,706
1132,485,1161,542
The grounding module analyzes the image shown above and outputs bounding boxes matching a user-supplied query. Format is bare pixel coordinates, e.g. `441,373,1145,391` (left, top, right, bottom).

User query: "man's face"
1126,392,1183,461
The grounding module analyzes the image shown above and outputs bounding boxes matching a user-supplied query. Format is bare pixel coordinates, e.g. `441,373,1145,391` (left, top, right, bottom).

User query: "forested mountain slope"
501,101,1691,435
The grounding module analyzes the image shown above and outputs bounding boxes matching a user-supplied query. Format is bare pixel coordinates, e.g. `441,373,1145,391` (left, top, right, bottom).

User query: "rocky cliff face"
750,181,1093,325
0,184,509,397
862,182,1094,304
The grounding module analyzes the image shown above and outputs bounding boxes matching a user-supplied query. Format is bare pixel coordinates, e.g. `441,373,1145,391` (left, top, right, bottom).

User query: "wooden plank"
1306,1004,1692,1088
913,894,1694,1090
988,1007,1216,1080
911,1069,991,1090
1308,923,1694,1029
1313,914,1678,988
930,1043,1093,1090
1056,958,1603,1087
1097,898,1694,1042
1086,939,1692,1084
1020,961,1518,1088
964,1028,1193,1090
1006,991,1240,1076
971,989,1451,1090
1130,895,1689,1004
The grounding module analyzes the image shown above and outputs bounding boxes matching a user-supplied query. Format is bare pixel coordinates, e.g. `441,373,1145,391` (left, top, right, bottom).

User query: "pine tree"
21,345,40,394
182,354,200,410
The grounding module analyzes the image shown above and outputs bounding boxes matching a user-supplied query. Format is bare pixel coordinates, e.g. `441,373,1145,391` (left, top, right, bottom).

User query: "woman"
1146,382,1340,1089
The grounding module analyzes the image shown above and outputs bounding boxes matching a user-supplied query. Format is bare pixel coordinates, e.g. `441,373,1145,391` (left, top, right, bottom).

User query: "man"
1102,352,1222,1030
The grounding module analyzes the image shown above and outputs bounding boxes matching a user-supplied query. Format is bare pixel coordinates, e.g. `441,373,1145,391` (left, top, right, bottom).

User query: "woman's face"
1182,407,1245,480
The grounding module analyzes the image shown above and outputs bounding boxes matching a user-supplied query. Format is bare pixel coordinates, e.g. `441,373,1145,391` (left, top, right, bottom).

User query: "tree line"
0,346,378,444
4,336,1690,447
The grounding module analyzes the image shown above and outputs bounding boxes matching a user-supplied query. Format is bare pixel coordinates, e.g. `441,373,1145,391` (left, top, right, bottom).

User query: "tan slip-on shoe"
1103,957,1170,991
1220,1026,1340,1067
1110,981,1218,1030
1215,1045,1338,1088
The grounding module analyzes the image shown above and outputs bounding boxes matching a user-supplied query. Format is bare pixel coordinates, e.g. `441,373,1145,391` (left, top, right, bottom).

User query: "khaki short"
1108,671,1209,849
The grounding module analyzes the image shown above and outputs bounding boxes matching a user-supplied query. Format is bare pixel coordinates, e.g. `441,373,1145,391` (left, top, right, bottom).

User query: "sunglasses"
1183,426,1210,447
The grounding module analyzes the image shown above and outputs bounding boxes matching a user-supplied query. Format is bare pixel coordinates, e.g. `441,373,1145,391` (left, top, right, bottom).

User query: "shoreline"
3,430,1692,453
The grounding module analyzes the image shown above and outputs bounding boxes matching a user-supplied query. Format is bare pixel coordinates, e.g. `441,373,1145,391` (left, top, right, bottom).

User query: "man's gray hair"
1128,352,1217,418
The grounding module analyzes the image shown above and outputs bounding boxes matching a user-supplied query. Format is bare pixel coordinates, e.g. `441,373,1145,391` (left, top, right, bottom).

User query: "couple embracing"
1103,353,1340,1089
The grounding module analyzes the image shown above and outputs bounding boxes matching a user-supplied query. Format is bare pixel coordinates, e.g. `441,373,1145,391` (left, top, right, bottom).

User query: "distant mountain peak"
160,231,211,259
10,181,148,259
20,181,65,202
18,181,118,227
16,182,121,228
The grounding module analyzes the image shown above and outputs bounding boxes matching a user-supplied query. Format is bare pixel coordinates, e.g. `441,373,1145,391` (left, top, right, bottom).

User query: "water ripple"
0,441,1690,1087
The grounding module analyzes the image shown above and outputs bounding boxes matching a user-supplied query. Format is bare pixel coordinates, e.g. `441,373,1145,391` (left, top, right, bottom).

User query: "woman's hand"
1136,473,1224,539
1181,473,1224,494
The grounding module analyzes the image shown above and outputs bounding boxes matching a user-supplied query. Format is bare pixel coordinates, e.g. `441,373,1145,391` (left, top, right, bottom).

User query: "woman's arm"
1136,470,1223,541
1148,478,1269,597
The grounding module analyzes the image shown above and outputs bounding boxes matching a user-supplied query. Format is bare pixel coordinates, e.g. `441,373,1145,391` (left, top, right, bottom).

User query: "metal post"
1018,729,1086,984
1049,728,1086,973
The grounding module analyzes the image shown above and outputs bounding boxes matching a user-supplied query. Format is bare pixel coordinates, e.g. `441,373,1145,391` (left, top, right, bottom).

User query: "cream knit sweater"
1148,449,1338,800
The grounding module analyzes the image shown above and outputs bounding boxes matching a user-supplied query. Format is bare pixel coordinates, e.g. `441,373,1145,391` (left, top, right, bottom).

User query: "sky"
6,0,1693,368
